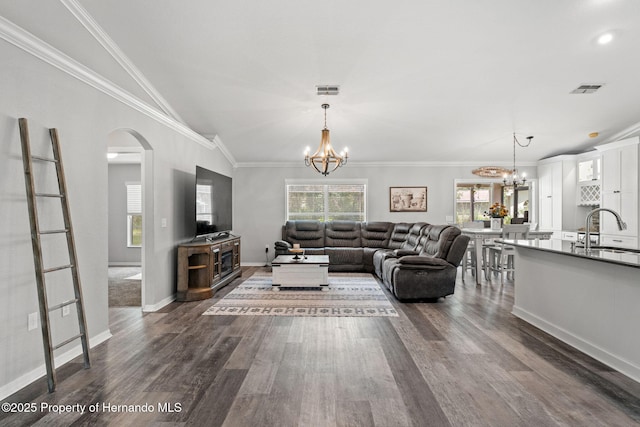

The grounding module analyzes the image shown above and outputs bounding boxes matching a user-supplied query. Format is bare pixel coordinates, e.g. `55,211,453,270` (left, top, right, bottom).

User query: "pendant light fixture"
304,104,348,176
503,133,533,188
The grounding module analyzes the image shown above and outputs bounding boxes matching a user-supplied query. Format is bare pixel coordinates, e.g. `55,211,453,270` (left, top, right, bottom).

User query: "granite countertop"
499,239,640,269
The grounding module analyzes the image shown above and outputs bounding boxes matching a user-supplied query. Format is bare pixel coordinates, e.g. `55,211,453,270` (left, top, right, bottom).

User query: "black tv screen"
195,166,232,238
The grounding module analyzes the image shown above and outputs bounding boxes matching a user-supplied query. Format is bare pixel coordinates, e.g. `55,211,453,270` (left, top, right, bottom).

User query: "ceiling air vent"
570,84,603,94
316,85,340,95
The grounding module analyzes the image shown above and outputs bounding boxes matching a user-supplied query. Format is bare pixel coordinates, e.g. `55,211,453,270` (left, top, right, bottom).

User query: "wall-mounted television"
195,166,232,239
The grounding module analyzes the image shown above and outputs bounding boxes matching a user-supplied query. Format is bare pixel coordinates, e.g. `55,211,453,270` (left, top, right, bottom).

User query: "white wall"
234,164,538,264
0,39,232,398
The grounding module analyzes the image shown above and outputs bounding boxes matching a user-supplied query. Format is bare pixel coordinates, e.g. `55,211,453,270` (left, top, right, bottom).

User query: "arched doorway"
107,129,153,309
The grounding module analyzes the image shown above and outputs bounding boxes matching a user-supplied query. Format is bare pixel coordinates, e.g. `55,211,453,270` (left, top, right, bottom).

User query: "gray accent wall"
108,163,141,265
0,36,232,398
233,164,539,266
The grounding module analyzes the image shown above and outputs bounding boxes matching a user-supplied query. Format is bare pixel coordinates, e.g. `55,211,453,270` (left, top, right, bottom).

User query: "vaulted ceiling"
2,0,640,166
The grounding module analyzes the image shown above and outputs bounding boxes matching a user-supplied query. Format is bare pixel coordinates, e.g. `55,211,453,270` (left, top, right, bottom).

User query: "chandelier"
304,104,348,175
503,133,533,188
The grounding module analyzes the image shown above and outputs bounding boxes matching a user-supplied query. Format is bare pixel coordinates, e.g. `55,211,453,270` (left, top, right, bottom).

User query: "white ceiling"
4,0,640,165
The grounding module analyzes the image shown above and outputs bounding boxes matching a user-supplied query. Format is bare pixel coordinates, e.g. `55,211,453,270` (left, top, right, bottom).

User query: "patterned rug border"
203,274,398,317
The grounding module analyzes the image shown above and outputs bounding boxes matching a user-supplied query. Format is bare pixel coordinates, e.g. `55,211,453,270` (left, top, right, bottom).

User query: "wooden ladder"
18,118,91,393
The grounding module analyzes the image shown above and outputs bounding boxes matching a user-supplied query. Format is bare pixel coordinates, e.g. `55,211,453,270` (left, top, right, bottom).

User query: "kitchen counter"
507,239,640,382
499,238,640,268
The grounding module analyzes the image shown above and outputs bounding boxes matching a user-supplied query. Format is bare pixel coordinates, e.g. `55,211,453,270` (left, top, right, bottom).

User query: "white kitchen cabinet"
537,155,578,237
576,152,601,206
596,137,639,248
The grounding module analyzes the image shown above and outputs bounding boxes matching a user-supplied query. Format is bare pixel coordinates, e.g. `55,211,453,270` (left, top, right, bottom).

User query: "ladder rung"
48,299,79,312
53,333,84,351
31,155,58,163
35,193,64,198
39,229,70,235
43,264,73,273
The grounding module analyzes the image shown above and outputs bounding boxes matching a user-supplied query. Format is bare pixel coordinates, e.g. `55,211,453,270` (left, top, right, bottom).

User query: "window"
126,183,142,247
503,186,530,221
456,184,491,224
286,180,367,221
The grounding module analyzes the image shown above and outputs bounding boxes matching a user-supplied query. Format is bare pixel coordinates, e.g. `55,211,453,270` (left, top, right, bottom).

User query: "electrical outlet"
62,305,71,317
28,312,38,331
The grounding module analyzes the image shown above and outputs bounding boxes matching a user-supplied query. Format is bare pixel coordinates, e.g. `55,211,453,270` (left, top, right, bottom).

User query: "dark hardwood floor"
2,267,639,426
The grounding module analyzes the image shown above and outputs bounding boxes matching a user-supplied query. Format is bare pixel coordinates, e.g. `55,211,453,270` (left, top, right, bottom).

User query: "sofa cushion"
283,220,325,248
325,221,361,247
361,221,393,248
403,222,429,250
325,247,363,267
420,225,461,259
387,223,412,249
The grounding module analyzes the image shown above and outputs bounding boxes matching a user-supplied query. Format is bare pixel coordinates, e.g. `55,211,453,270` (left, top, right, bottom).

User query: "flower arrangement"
485,202,508,218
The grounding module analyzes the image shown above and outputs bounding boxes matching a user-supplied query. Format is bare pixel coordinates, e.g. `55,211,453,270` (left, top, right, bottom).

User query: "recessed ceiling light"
597,32,614,45
589,132,599,138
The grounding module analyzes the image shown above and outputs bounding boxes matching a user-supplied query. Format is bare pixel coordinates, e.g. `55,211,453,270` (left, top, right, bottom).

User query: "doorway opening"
107,129,153,309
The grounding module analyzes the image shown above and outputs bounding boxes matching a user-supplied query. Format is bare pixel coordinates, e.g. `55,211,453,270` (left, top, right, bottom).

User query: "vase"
490,218,503,230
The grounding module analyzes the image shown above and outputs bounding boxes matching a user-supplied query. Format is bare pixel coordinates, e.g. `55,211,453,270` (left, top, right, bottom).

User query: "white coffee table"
271,255,329,291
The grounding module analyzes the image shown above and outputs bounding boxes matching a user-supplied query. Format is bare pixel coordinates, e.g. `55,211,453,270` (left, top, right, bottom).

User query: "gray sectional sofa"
274,220,470,301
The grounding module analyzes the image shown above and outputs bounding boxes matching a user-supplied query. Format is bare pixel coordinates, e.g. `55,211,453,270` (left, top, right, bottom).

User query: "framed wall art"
389,187,427,212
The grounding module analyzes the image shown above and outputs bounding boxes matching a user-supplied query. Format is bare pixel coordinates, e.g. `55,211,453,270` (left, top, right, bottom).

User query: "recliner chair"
380,225,470,300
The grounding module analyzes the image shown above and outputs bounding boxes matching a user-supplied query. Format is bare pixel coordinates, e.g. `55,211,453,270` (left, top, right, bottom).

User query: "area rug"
203,273,398,317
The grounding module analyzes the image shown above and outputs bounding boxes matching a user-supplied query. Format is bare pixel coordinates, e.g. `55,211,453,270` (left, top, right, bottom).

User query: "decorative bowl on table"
288,248,305,260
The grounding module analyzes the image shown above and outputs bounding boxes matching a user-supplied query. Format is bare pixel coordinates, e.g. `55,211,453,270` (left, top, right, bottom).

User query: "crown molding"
0,15,230,158
59,0,186,125
235,160,539,168
602,122,640,145
200,134,237,167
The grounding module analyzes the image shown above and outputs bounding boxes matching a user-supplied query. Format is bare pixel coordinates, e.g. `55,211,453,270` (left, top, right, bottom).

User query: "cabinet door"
619,190,638,236
211,246,221,281
601,149,620,193
620,144,638,194
538,162,562,230
233,240,241,269
600,144,638,237
600,192,620,234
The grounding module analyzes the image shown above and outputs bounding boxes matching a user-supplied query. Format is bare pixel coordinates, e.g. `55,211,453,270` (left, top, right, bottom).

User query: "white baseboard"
242,262,270,267
108,262,141,267
0,329,113,401
512,306,640,383
142,294,175,312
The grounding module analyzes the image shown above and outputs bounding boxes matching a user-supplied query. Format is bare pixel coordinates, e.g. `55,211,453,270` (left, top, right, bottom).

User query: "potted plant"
485,203,508,230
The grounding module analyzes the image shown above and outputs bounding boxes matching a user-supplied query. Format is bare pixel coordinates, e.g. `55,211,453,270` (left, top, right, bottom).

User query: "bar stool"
461,221,490,283
488,224,530,284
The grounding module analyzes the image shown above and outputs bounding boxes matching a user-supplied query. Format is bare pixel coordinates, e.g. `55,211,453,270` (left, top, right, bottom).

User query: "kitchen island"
504,239,640,382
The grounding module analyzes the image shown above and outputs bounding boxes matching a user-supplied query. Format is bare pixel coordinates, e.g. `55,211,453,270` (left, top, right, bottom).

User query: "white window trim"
285,178,368,222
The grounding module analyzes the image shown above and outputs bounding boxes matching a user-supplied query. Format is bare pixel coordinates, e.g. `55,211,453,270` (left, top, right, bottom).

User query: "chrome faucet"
585,208,627,252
